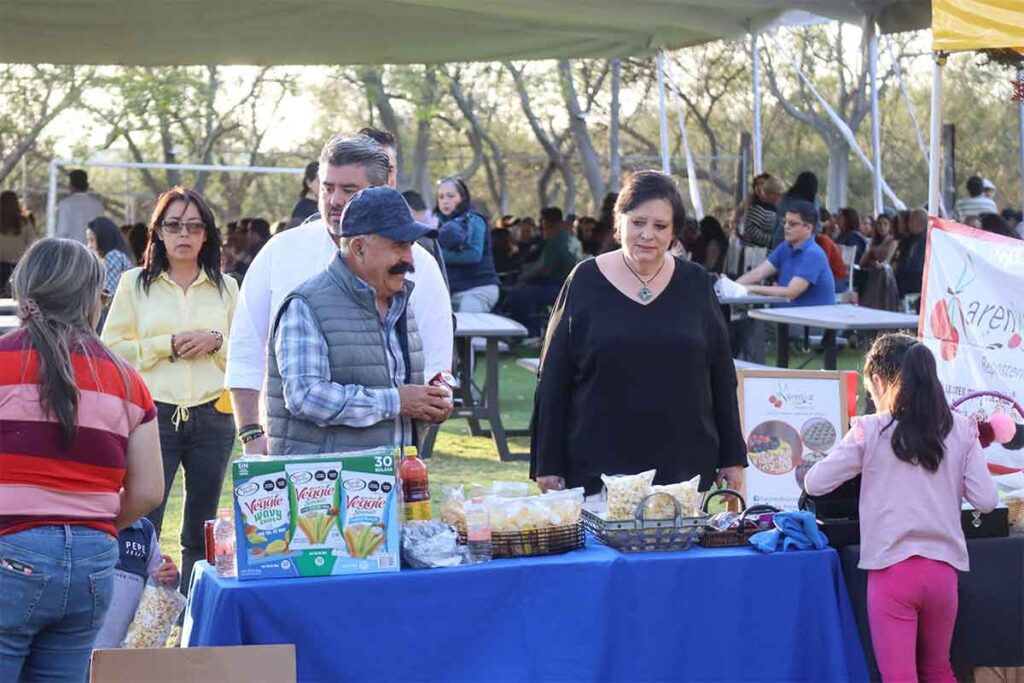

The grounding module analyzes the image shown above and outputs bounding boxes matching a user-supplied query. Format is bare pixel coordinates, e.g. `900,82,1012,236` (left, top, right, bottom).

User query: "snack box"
232,449,400,580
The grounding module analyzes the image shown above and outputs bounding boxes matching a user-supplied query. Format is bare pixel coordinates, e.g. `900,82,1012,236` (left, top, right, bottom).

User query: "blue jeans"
148,401,235,597
0,525,118,682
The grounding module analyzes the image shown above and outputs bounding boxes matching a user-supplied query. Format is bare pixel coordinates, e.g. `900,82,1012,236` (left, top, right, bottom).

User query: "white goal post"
46,158,305,236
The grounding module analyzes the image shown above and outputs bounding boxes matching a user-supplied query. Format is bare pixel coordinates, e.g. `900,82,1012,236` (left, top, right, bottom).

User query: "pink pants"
867,556,958,683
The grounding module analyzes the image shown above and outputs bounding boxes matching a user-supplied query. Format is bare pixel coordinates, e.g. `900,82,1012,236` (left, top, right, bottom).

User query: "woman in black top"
289,162,320,226
531,170,747,495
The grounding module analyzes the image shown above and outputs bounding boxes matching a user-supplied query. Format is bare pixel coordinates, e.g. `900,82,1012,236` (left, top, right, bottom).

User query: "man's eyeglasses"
161,220,206,236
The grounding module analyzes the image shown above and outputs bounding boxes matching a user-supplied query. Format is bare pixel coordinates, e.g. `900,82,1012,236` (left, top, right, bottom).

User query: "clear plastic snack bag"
645,475,701,519
401,521,470,568
122,581,187,649
440,485,466,530
541,487,585,526
601,470,656,521
491,481,531,499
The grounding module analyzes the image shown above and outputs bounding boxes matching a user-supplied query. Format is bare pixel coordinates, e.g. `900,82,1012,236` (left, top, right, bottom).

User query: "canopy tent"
5,0,932,222
927,0,1024,215
0,0,929,65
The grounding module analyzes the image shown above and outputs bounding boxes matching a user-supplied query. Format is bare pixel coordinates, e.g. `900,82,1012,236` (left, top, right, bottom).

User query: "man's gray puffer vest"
265,254,424,455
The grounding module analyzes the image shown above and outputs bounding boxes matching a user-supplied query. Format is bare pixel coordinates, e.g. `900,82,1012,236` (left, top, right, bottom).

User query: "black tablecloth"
841,534,1024,680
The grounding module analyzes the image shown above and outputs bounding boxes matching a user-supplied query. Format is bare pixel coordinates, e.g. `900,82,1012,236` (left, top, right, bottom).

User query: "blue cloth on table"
750,511,830,553
184,538,867,682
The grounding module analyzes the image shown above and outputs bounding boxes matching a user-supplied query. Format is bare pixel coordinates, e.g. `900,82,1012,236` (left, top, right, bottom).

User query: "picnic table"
0,298,14,316
747,304,919,370
420,312,527,462
717,293,787,364
519,357,780,377
717,293,788,306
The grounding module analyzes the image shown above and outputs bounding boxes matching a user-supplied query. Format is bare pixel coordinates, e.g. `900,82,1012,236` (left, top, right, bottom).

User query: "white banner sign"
919,218,1024,486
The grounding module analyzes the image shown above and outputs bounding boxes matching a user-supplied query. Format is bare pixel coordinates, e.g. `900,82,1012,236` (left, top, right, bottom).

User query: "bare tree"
761,21,911,209
558,59,608,211
506,62,577,214
669,44,749,197
0,66,92,186
446,66,509,213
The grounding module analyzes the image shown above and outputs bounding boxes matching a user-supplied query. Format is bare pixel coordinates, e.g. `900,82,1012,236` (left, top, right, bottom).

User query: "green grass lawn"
157,342,868,566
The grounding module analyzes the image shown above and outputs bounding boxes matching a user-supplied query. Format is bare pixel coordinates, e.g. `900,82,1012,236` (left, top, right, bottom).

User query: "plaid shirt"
273,285,411,444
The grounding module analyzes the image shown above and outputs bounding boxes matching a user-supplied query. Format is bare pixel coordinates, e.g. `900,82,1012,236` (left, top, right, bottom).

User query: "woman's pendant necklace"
622,252,666,302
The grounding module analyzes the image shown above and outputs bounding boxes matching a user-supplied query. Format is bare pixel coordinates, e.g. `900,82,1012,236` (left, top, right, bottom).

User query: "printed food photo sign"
737,370,848,510
920,218,1024,490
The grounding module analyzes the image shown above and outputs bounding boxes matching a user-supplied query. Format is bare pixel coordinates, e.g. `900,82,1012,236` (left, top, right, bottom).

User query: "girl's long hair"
11,238,123,445
139,187,224,295
866,333,953,473
0,191,24,236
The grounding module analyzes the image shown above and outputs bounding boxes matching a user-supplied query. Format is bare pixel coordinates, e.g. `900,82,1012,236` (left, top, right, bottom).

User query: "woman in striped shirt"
0,238,163,682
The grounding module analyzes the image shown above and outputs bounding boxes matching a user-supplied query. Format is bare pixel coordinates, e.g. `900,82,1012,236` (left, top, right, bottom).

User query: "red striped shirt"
0,329,156,537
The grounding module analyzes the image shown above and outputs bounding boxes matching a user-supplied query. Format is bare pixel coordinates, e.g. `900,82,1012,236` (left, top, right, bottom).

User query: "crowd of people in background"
4,162,1024,328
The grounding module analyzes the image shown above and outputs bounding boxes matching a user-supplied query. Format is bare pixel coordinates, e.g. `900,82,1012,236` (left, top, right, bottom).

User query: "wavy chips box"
232,449,400,580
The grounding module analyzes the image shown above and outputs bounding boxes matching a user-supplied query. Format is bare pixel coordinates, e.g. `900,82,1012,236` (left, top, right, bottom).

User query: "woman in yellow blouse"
103,187,238,595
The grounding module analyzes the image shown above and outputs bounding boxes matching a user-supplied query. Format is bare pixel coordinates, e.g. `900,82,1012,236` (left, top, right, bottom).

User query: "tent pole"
1018,68,1024,215
928,54,944,218
657,49,671,173
868,19,883,218
751,30,763,175
46,159,60,237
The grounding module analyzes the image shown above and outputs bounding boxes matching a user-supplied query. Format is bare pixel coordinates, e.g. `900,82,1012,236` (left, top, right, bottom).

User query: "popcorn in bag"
644,475,701,519
121,582,186,649
601,469,656,521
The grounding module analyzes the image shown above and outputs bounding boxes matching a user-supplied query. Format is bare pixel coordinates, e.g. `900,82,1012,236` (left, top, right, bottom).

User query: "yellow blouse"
102,268,238,408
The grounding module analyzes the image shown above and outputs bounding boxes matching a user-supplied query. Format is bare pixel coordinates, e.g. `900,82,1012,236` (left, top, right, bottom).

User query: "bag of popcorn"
645,475,701,519
122,581,187,648
601,470,656,521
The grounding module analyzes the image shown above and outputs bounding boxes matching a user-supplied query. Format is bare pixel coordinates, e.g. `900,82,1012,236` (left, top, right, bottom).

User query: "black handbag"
799,476,862,548
799,475,1009,545
961,506,1009,539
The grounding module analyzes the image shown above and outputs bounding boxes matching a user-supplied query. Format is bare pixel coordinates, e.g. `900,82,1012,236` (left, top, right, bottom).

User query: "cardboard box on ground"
90,645,296,683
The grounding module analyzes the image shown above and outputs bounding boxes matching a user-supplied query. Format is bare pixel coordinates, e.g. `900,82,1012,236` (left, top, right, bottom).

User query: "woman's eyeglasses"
160,220,206,236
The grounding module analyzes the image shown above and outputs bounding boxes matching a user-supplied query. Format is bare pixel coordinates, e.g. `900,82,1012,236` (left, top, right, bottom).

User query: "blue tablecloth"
183,540,868,682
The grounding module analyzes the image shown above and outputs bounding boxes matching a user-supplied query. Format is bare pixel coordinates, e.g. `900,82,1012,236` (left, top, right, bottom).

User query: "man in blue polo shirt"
736,199,835,306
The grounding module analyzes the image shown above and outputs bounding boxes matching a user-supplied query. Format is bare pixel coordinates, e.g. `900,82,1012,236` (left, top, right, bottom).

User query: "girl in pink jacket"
805,333,997,682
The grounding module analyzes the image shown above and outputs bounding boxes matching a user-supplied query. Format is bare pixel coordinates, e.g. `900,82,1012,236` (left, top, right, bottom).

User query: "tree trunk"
361,67,409,189
608,59,622,192
506,62,576,214
411,67,436,197
558,60,605,212
825,135,850,211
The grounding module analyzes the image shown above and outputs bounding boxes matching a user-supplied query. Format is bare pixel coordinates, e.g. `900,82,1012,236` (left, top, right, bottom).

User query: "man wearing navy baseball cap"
264,186,452,455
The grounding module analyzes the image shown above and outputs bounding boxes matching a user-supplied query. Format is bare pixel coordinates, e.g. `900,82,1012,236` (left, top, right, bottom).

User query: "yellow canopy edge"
932,0,1024,51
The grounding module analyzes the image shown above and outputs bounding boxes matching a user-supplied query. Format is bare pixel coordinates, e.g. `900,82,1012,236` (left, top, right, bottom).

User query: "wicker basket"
458,522,585,558
698,489,779,548
582,492,708,553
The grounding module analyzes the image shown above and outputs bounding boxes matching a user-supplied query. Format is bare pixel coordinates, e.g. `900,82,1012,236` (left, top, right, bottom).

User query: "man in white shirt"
55,170,104,243
226,133,453,455
953,175,999,222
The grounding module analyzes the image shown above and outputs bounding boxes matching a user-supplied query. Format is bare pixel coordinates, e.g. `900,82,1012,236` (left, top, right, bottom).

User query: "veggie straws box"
232,449,400,580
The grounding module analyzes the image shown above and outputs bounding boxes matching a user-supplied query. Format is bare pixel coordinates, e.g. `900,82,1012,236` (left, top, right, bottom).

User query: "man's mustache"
389,262,415,275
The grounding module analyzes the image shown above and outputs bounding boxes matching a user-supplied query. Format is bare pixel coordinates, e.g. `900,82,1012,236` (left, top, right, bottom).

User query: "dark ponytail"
865,333,953,472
